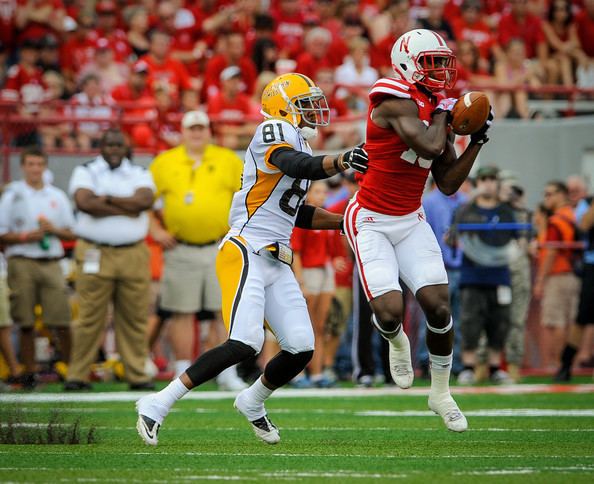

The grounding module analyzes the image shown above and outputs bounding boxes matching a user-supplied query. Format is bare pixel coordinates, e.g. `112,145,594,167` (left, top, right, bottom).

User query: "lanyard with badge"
185,161,201,205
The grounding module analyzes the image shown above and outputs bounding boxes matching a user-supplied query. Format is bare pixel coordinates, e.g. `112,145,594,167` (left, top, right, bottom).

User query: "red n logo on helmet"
399,36,410,54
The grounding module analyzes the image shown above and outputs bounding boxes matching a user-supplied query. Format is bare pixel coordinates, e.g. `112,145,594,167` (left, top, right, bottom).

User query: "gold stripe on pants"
67,239,150,383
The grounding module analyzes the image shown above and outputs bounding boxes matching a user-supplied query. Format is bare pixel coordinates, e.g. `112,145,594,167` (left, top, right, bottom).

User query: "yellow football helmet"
260,73,330,129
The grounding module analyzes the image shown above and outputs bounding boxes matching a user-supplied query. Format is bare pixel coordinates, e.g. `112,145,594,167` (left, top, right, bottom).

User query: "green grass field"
1,381,594,483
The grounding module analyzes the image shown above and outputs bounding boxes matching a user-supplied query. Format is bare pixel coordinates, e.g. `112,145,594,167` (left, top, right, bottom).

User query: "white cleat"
135,394,168,446
428,393,468,433
234,390,280,444
388,333,414,389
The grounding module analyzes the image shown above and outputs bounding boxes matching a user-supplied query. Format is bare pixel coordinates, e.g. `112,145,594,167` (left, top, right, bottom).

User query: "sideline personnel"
0,147,75,389
149,110,246,389
65,129,155,391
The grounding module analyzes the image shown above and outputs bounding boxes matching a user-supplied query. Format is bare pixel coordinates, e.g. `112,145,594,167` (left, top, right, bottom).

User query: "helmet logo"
400,37,410,54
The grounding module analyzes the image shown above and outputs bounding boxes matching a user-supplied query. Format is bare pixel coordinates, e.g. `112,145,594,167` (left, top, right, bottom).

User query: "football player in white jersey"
136,73,368,446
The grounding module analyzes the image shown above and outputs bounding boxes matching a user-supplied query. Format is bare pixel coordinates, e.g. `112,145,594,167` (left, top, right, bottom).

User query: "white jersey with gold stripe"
227,119,312,252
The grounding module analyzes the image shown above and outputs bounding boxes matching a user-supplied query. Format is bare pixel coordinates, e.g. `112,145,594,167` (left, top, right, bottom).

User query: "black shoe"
129,381,156,391
64,380,93,391
553,367,571,383
7,373,38,390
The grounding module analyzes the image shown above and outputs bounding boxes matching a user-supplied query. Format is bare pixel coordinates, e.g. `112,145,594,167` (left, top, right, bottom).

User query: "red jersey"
357,77,441,216
497,13,545,59
291,227,340,269
575,10,594,57
328,198,353,288
207,92,252,123
451,17,495,60
1,64,46,103
0,0,16,49
140,54,193,99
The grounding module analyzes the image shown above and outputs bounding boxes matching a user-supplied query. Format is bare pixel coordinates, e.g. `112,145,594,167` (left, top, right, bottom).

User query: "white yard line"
1,384,593,403
356,409,594,417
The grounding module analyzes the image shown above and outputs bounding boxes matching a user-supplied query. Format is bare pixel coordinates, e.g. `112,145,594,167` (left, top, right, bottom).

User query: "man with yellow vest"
149,111,246,389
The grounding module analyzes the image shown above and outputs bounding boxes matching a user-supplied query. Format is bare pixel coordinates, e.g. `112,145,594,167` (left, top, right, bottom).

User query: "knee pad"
264,350,314,388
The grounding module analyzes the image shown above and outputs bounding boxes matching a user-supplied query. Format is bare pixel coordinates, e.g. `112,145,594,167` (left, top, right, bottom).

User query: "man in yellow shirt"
149,111,246,389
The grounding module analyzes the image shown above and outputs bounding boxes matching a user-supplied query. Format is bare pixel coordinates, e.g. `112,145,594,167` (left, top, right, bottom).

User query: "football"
451,91,490,136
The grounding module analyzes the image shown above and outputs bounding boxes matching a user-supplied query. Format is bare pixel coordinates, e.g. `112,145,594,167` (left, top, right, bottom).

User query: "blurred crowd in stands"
1,0,594,152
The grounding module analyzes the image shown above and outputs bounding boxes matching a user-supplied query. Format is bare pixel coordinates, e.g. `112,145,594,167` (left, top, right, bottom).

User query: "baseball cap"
182,111,210,128
220,65,242,81
132,60,149,74
476,165,500,179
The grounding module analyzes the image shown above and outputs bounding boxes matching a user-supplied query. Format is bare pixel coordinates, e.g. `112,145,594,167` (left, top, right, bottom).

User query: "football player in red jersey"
344,29,493,432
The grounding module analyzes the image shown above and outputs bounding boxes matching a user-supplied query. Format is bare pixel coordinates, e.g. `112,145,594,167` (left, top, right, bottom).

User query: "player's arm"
269,145,368,180
375,98,449,159
578,198,594,232
431,109,494,195
295,204,342,230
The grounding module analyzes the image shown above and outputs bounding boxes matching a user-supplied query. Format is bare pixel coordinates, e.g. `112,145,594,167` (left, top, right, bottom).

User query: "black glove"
470,107,494,145
340,143,368,174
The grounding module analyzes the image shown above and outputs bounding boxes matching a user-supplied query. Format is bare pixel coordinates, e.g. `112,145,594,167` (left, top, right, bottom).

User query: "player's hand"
470,107,494,145
341,144,368,174
432,97,457,121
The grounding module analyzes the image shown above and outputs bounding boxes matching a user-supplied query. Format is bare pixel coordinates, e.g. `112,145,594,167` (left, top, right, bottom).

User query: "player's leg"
343,202,412,388
555,264,593,381
234,263,314,444
398,220,467,432
136,238,264,445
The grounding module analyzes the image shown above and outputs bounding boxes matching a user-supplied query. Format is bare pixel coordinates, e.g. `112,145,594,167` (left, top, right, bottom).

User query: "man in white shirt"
65,128,156,391
0,147,76,389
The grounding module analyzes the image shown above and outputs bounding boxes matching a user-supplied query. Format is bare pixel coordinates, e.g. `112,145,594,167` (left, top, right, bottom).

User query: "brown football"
451,91,490,136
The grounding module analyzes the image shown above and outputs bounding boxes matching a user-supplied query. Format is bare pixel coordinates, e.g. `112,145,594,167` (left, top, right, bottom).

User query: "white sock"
388,326,408,349
429,352,452,395
155,377,190,410
174,359,191,377
244,376,274,407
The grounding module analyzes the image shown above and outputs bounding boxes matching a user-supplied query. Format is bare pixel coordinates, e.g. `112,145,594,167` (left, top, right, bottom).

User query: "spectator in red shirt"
291,181,342,388
498,0,547,63
61,12,97,91
312,68,361,150
543,0,583,86
273,0,306,59
78,38,129,95
450,39,495,97
156,0,206,77
575,0,594,87
295,27,343,80
369,0,417,77
203,31,258,99
140,30,195,106
207,65,257,150
2,38,46,106
0,0,17,53
93,0,131,63
112,60,156,146
451,0,498,63
15,0,65,44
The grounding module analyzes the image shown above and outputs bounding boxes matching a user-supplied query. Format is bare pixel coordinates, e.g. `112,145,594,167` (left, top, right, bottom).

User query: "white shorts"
216,236,314,354
343,196,448,300
302,265,335,295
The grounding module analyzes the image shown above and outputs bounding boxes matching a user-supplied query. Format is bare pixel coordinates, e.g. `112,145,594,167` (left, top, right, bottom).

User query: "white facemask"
299,126,318,140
